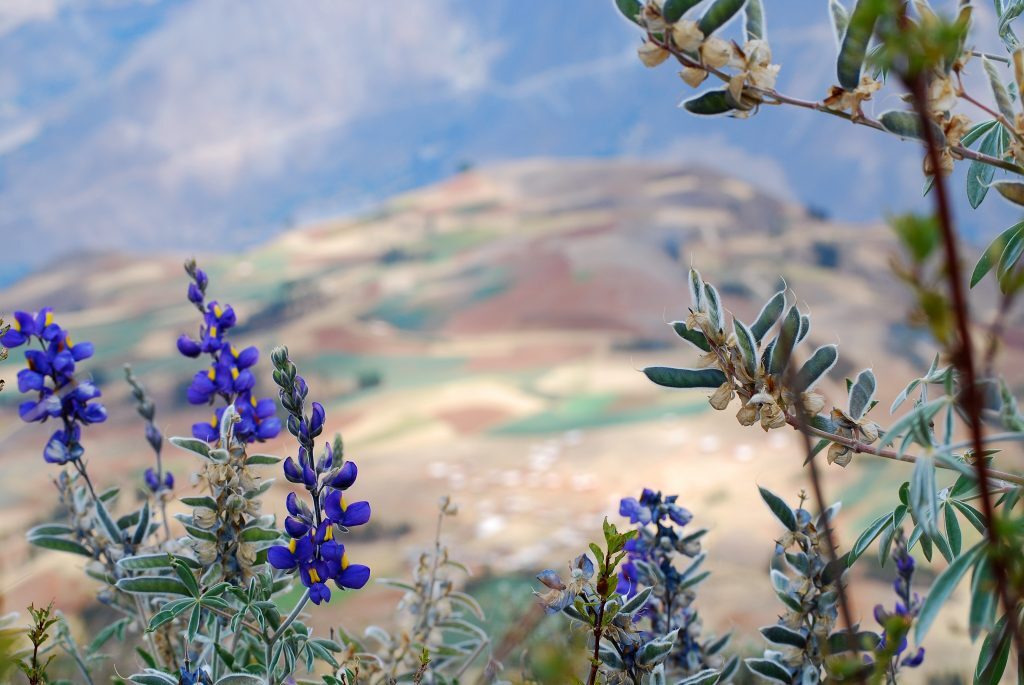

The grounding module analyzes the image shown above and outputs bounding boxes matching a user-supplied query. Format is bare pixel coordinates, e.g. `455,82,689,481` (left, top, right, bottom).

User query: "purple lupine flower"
3,309,106,464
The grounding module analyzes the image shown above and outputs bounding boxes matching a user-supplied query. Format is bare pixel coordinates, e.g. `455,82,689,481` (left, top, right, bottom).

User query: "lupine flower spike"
267,346,371,605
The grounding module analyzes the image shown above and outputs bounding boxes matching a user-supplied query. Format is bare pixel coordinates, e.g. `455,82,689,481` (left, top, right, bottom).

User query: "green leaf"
180,496,218,509
676,669,722,685
966,125,1004,208
212,671,266,683
688,268,705,311
682,89,735,116
879,110,946,145
996,225,1024,291
643,366,727,389
879,397,947,450
28,535,92,557
118,554,201,571
733,318,758,378
759,625,806,648
128,672,178,685
847,368,876,420
116,576,193,596
971,220,1024,287
744,658,791,684
960,119,999,148
743,0,765,40
983,57,1016,121
975,610,1013,685
792,344,838,393
950,499,986,534
614,0,643,24
671,321,711,351
910,454,939,540
169,436,211,458
245,454,281,466
915,542,984,644
239,527,282,542
758,486,797,531
829,0,849,48
944,504,962,557
993,180,1024,207
26,523,73,537
837,0,881,90
969,556,997,641
698,0,746,36
848,512,892,566
95,498,123,543
663,0,703,23
132,500,151,546
704,283,723,333
768,305,800,376
751,289,785,343
173,560,201,597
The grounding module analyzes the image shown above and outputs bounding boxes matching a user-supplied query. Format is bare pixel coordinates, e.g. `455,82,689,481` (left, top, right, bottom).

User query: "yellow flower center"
231,368,239,381
213,304,223,318
308,567,321,583
324,525,334,541
11,318,20,331
207,367,216,380
209,414,217,428
210,326,218,337
44,311,53,327
341,552,349,570
288,538,297,553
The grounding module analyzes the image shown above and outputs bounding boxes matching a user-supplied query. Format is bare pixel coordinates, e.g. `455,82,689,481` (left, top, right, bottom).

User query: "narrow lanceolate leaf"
915,542,984,644
975,610,1013,684
879,396,948,449
213,674,265,685
971,220,1024,287
118,554,201,571
682,89,735,116
796,314,811,344
768,306,800,376
180,496,218,509
879,110,946,145
688,268,705,312
996,226,1024,291
671,322,711,351
169,436,212,457
29,535,92,557
116,576,193,596
751,289,785,342
758,486,797,531
993,180,1024,207
837,0,881,89
245,454,281,465
128,672,178,685
132,500,151,546
698,0,747,36
759,625,806,648
643,367,728,389
969,556,997,641
944,504,962,557
676,669,721,685
910,454,940,540
829,0,849,48
983,57,1016,121
27,523,73,537
744,0,765,40
614,0,643,24
792,344,838,393
848,368,876,420
663,0,703,23
848,511,893,566
966,125,1005,209
744,658,792,684
239,527,282,542
95,498,123,543
704,283,724,333
733,319,758,377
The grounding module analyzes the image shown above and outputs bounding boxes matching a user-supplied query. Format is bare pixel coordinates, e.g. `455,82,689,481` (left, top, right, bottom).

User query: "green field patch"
305,352,466,394
493,392,709,435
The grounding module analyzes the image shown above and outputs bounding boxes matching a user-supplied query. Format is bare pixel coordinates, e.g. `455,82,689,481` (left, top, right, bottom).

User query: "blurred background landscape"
2,1,1023,682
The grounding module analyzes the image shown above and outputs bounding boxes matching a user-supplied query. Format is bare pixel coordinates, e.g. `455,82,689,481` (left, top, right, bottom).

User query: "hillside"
0,159,1011,676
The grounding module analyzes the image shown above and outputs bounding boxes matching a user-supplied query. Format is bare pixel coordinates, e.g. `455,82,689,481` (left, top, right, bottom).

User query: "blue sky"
0,0,1018,283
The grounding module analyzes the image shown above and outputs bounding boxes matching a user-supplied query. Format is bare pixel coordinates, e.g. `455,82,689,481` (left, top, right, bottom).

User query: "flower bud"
638,41,670,68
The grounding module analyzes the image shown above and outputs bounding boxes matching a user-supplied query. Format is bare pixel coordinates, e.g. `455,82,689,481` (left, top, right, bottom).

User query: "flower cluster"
176,260,280,444
617,489,734,680
873,532,926,673
267,347,370,605
2,308,107,464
